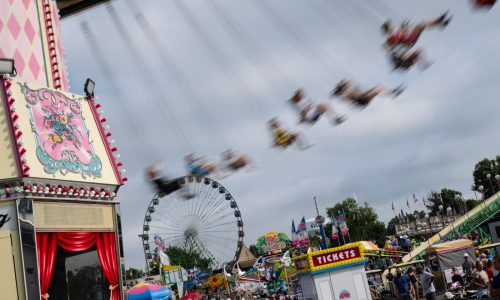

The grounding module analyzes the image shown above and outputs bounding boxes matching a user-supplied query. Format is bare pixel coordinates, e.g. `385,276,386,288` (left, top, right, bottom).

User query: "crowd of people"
379,252,500,300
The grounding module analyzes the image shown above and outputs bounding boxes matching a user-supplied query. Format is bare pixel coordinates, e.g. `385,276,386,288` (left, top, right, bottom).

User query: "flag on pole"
331,216,339,240
338,210,349,237
263,267,271,281
413,194,418,203
281,250,291,267
254,256,264,269
159,251,171,266
233,262,245,276
392,202,395,211
297,216,306,232
291,220,299,247
406,198,410,208
223,264,231,278
299,230,310,247
297,216,309,246
423,197,426,206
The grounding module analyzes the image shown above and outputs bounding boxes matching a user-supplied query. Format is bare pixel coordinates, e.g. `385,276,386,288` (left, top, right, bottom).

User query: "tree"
387,217,398,235
248,244,259,257
424,188,466,215
325,198,387,247
473,156,500,199
125,268,143,279
165,246,212,270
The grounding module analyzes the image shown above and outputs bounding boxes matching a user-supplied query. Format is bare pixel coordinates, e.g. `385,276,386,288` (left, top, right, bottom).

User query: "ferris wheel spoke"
199,237,235,261
149,232,183,239
151,217,183,230
186,182,206,227
198,215,233,233
194,236,223,264
201,233,239,243
191,183,215,225
160,191,185,226
192,187,222,227
149,224,183,233
202,230,238,235
162,236,186,247
195,197,228,227
199,219,237,231
153,211,183,230
198,209,234,228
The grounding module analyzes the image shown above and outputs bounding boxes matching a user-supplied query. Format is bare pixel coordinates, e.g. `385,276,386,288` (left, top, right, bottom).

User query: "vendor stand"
425,239,476,291
293,242,372,300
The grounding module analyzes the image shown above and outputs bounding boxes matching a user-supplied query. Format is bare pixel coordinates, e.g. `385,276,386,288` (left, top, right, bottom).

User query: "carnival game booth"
0,0,126,295
425,239,476,292
293,242,372,300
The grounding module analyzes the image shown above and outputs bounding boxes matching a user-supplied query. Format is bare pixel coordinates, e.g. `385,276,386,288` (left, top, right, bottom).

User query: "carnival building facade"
0,1,125,299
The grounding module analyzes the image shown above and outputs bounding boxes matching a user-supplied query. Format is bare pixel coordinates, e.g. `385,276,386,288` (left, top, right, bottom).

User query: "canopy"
426,239,474,255
359,241,379,251
128,282,172,300
426,239,476,270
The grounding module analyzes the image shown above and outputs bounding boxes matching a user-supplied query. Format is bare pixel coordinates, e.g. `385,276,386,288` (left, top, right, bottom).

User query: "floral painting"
19,83,102,178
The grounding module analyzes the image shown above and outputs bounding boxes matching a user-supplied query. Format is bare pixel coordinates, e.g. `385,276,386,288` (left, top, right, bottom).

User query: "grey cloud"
60,0,500,269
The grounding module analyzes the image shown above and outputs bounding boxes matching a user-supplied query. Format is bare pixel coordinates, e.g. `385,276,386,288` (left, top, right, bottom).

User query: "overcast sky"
60,0,500,270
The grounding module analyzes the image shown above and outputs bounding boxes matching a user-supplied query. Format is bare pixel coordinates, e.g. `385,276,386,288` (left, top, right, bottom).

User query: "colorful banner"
338,210,349,237
292,254,310,275
291,220,299,247
281,250,291,267
331,216,339,240
296,216,310,247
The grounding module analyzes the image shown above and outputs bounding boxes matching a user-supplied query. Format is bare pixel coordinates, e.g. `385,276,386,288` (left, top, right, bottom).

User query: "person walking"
394,268,413,300
490,255,500,297
462,253,475,277
407,267,419,300
416,266,436,300
471,261,490,298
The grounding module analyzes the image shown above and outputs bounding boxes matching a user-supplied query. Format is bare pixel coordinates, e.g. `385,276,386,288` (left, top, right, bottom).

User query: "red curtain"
35,232,120,300
36,233,57,300
96,232,120,300
57,232,95,252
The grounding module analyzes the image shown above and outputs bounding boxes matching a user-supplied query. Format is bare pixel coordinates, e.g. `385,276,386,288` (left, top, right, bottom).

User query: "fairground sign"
256,232,291,255
292,254,311,274
307,242,366,273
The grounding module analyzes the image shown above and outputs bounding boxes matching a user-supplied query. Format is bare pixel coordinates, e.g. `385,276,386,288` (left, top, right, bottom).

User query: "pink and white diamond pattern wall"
48,0,69,91
0,0,69,91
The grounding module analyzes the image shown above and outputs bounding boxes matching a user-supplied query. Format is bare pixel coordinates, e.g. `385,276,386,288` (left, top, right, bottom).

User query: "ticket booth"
293,242,372,300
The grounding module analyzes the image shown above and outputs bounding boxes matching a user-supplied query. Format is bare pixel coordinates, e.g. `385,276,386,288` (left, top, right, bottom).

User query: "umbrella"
128,282,172,300
180,291,205,300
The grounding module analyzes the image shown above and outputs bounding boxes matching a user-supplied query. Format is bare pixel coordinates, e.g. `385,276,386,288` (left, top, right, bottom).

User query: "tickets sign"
307,242,365,272
311,247,361,267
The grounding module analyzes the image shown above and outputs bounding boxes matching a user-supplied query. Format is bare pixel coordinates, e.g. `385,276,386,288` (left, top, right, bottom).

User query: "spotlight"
84,78,95,97
0,58,16,76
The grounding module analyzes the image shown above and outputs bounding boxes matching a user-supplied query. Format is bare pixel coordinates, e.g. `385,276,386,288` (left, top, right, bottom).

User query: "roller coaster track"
402,192,500,262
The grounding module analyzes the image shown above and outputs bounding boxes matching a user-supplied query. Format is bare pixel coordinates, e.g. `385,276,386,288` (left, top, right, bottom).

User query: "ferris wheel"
142,176,244,271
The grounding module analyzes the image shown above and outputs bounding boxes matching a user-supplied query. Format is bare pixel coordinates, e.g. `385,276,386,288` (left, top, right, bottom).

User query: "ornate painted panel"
4,79,120,186
20,83,101,178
